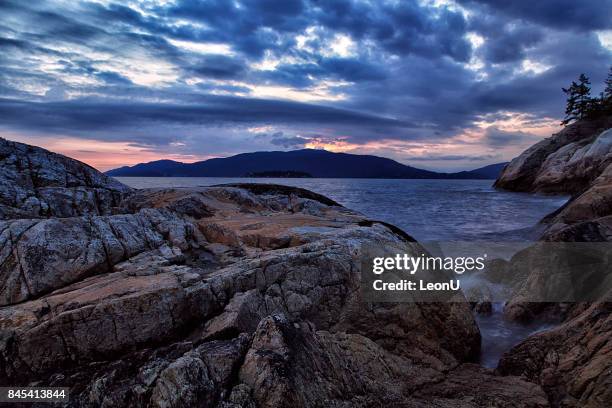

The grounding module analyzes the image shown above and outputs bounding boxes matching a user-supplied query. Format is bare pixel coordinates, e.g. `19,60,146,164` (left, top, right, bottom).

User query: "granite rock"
0,138,131,219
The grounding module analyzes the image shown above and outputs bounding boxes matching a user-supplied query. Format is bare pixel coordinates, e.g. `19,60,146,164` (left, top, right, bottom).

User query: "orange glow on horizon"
303,137,361,152
0,134,212,172
1,112,560,174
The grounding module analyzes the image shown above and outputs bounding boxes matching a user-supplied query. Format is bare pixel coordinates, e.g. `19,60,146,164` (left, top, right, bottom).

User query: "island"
243,170,313,178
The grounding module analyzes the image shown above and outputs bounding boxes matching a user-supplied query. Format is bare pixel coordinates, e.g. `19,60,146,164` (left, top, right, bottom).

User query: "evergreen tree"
575,73,592,119
562,81,579,125
561,73,592,125
604,66,612,102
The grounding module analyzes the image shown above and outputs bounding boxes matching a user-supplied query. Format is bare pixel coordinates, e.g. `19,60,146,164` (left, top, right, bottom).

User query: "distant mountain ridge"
106,149,507,179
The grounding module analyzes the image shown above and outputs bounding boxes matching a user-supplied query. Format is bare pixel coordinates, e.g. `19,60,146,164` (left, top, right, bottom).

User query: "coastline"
1,123,611,406
0,137,545,406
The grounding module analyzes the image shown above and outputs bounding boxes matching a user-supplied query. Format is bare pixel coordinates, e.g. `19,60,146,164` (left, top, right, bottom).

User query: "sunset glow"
1,134,212,171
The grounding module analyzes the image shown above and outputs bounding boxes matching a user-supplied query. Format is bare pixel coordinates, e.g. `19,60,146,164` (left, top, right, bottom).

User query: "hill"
107,149,507,179
452,162,508,179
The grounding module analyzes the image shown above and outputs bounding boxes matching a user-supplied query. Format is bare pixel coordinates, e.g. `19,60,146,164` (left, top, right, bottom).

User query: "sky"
1,0,611,172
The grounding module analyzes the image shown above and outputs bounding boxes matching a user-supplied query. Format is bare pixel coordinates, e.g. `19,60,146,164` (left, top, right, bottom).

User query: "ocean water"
116,177,568,242
116,177,569,368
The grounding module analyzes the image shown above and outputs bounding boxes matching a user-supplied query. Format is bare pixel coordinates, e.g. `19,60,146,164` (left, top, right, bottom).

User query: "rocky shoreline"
495,117,612,241
0,138,542,407
0,133,610,407
493,118,612,406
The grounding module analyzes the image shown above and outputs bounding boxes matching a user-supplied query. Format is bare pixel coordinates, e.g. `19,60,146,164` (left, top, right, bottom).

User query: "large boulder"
498,300,612,407
0,208,197,306
495,116,612,243
237,314,548,408
0,138,132,219
494,117,612,194
542,163,612,241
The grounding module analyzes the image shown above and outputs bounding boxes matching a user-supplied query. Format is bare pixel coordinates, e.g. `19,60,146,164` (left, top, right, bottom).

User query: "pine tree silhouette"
562,81,579,125
562,73,592,125
604,66,612,103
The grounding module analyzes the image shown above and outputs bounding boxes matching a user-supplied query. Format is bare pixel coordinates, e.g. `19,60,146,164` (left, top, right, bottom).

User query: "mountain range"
106,149,507,179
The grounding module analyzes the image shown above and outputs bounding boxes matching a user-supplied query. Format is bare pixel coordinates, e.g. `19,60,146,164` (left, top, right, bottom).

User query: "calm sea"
116,177,568,243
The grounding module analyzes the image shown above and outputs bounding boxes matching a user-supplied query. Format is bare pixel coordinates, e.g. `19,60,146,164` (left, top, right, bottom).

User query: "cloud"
95,71,133,85
407,153,502,161
481,24,544,63
320,58,387,81
457,0,612,32
0,0,610,171
269,133,308,148
191,55,247,79
0,95,413,146
482,127,536,147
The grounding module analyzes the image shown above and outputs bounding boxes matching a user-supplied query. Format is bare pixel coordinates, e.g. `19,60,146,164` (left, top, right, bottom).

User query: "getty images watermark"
371,252,487,292
361,241,612,303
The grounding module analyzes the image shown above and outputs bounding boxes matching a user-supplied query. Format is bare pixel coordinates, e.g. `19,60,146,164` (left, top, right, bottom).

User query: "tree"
604,66,612,102
562,73,592,125
562,81,579,125
575,73,592,119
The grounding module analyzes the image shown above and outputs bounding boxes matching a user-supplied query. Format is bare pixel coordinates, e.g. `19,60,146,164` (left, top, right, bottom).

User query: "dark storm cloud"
164,0,473,61
0,1,104,43
481,25,544,63
269,133,308,148
259,58,385,87
482,127,536,147
469,32,612,118
380,5,472,62
191,55,247,79
320,58,387,81
166,0,305,57
0,96,411,141
457,0,612,32
258,63,321,87
0,37,30,50
307,0,473,61
0,0,610,166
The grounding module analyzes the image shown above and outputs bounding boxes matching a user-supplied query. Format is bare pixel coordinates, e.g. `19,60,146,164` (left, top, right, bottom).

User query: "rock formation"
494,117,612,195
498,300,611,407
0,139,551,407
542,162,612,241
0,138,131,219
495,117,612,241
494,117,612,407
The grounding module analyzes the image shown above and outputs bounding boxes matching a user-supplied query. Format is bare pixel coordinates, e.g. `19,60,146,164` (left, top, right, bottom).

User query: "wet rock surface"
494,117,612,407
498,300,612,407
0,140,552,407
